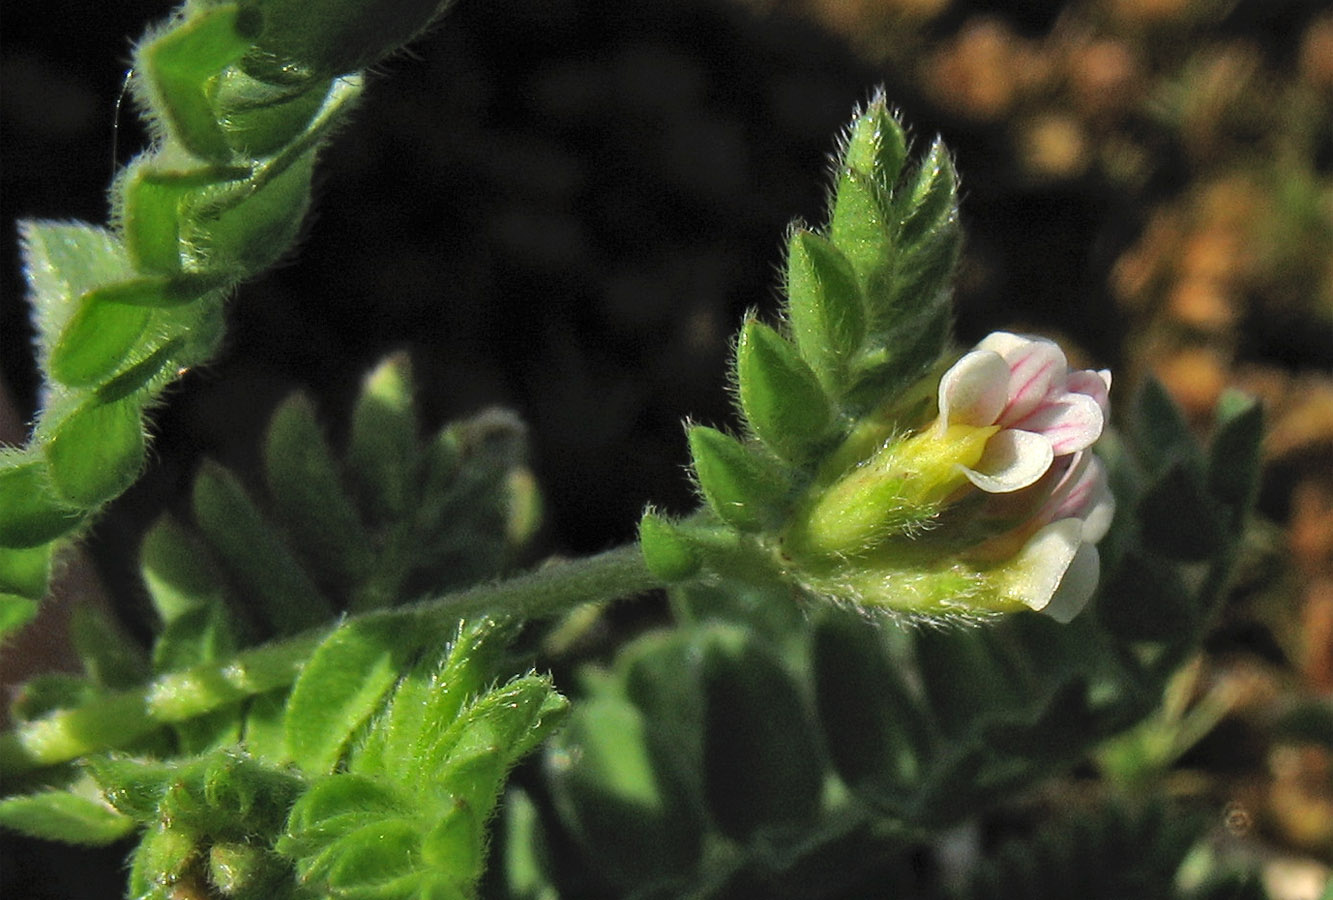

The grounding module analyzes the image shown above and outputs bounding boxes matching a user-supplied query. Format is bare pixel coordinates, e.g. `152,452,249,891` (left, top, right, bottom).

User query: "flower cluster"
783,332,1114,622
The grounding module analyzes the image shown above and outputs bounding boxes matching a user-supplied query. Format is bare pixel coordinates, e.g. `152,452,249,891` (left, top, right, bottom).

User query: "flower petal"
1068,368,1111,416
937,350,1009,430
1002,517,1082,616
974,331,1028,357
960,429,1053,493
1080,491,1115,544
981,335,1068,426
1009,391,1104,454
1043,542,1100,623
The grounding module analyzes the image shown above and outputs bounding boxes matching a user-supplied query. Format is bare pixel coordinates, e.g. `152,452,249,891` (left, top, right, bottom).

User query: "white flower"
937,332,1110,495
938,333,1114,622
781,331,1116,623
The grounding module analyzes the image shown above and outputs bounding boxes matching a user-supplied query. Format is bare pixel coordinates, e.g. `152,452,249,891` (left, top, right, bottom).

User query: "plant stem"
0,545,658,774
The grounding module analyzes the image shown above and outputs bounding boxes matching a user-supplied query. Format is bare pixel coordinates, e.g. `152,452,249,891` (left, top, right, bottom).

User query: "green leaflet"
687,425,789,533
544,694,702,892
0,454,85,548
830,166,892,282
0,789,135,846
0,543,53,600
127,823,200,900
701,627,825,843
812,608,934,802
784,230,866,391
185,147,318,274
283,615,421,774
426,675,568,799
140,514,229,631
264,392,375,586
839,93,909,190
192,461,332,635
353,619,505,782
41,396,146,507
637,510,702,582
735,319,834,463
1131,377,1197,475
214,70,334,157
347,354,419,525
140,4,258,163
20,222,134,374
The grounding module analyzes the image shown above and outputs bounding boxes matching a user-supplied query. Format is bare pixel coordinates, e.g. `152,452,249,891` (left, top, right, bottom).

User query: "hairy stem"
0,545,658,773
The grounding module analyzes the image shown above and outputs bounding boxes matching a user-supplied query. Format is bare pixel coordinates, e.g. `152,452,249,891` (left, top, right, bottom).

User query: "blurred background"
2,0,1330,896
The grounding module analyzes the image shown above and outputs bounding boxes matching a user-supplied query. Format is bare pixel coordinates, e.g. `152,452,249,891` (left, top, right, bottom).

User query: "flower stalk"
0,546,659,774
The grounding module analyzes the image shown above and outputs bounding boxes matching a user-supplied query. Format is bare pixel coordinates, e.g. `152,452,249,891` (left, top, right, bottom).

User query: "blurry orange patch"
1106,0,1196,26
1300,578,1333,693
1066,38,1142,118
1165,278,1236,331
1017,113,1090,180
1299,15,1333,91
1267,743,1333,852
924,18,1031,121
1151,345,1229,422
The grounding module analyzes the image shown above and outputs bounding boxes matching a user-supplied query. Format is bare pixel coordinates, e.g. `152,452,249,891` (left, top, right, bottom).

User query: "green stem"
0,545,659,774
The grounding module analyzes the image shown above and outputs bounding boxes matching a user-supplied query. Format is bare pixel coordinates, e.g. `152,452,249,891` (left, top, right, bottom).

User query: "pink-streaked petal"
995,339,1068,426
960,429,1053,493
1035,452,1114,543
1042,542,1100,623
937,350,1009,431
1031,451,1087,520
1068,368,1112,416
996,518,1083,614
1009,391,1105,454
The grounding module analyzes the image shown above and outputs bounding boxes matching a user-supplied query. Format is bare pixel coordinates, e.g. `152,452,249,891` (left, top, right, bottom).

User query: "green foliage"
0,0,457,640
687,425,790,533
670,93,962,578
498,380,1265,898
0,355,541,775
1,356,559,897
637,510,703,582
0,782,135,846
0,9,1276,891
960,803,1202,900
277,620,569,899
735,319,834,464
